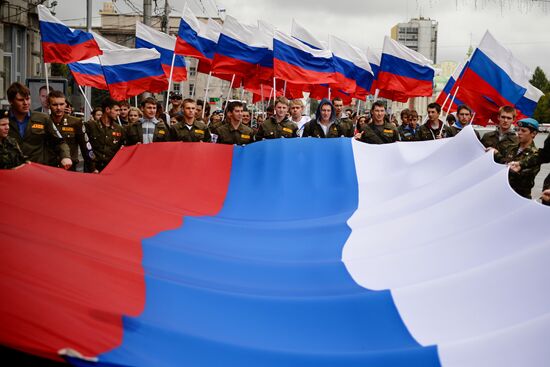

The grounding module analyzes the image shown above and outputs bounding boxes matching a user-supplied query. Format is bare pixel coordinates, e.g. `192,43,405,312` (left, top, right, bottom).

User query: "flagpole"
223,74,236,117
445,86,460,118
260,84,264,113
328,87,331,100
283,80,287,97
273,77,276,99
267,85,274,108
439,92,451,114
239,80,245,102
44,62,50,94
78,85,93,112
165,52,177,113
202,71,212,119
374,88,380,101
192,59,200,98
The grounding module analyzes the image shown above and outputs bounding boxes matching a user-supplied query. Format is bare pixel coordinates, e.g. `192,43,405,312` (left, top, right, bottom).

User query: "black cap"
169,92,182,100
0,109,9,119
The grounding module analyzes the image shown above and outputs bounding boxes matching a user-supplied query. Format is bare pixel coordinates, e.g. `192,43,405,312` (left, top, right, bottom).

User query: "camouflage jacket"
495,142,540,199
480,129,518,154
0,136,26,169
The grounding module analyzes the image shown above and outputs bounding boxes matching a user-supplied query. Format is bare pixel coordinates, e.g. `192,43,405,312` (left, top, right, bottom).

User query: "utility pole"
162,0,169,33
85,0,93,120
143,0,152,26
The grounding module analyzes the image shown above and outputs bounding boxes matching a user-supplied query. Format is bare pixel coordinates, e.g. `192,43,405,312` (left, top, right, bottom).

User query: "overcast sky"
56,0,550,76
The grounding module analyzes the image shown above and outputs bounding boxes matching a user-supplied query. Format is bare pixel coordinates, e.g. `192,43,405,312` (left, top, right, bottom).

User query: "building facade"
0,0,44,107
391,17,438,64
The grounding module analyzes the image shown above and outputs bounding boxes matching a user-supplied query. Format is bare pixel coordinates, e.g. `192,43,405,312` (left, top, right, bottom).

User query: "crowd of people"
1,81,548,204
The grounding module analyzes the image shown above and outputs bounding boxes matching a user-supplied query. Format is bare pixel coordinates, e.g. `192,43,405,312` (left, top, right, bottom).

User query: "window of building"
189,83,195,96
2,25,26,92
189,66,197,77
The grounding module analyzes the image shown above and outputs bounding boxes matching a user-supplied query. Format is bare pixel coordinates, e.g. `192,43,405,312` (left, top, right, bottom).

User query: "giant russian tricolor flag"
175,6,221,73
1,127,549,367
37,4,102,64
99,48,168,100
274,30,337,85
136,22,187,82
377,36,434,100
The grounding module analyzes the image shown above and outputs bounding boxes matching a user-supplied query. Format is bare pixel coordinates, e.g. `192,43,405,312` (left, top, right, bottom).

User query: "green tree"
533,92,550,123
530,67,550,94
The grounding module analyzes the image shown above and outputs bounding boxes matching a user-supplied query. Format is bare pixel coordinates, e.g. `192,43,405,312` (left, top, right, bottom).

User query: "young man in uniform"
416,102,453,140
493,118,540,199
118,101,130,125
481,105,518,153
86,98,125,172
448,104,481,139
7,82,71,169
48,90,96,172
216,101,254,145
302,99,347,138
170,99,211,142
125,97,171,146
356,101,399,144
332,97,354,137
289,99,310,137
0,109,27,169
256,97,298,140
241,109,252,127
168,92,183,117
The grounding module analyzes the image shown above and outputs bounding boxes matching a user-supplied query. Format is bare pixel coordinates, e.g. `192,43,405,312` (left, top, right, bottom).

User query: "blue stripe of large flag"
79,138,440,367
334,55,374,91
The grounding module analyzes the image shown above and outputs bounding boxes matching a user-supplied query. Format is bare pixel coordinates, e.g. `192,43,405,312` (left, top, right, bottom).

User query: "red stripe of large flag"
136,22,187,82
377,36,434,100
274,30,337,85
38,5,102,63
451,31,542,124
175,6,221,74
99,49,168,101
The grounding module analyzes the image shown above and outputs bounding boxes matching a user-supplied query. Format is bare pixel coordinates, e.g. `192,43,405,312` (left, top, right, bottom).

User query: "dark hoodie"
302,99,345,138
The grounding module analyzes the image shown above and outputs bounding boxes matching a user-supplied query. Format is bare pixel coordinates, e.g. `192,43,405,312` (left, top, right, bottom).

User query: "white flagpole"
192,59,200,98
260,84,264,113
202,71,212,119
239,80,245,102
328,87,331,100
44,63,50,94
134,96,138,107
267,85,274,108
439,92,451,114
445,86,460,118
165,52,177,113
273,77,277,99
374,88,380,101
283,80,287,97
78,85,93,111
223,74,236,116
